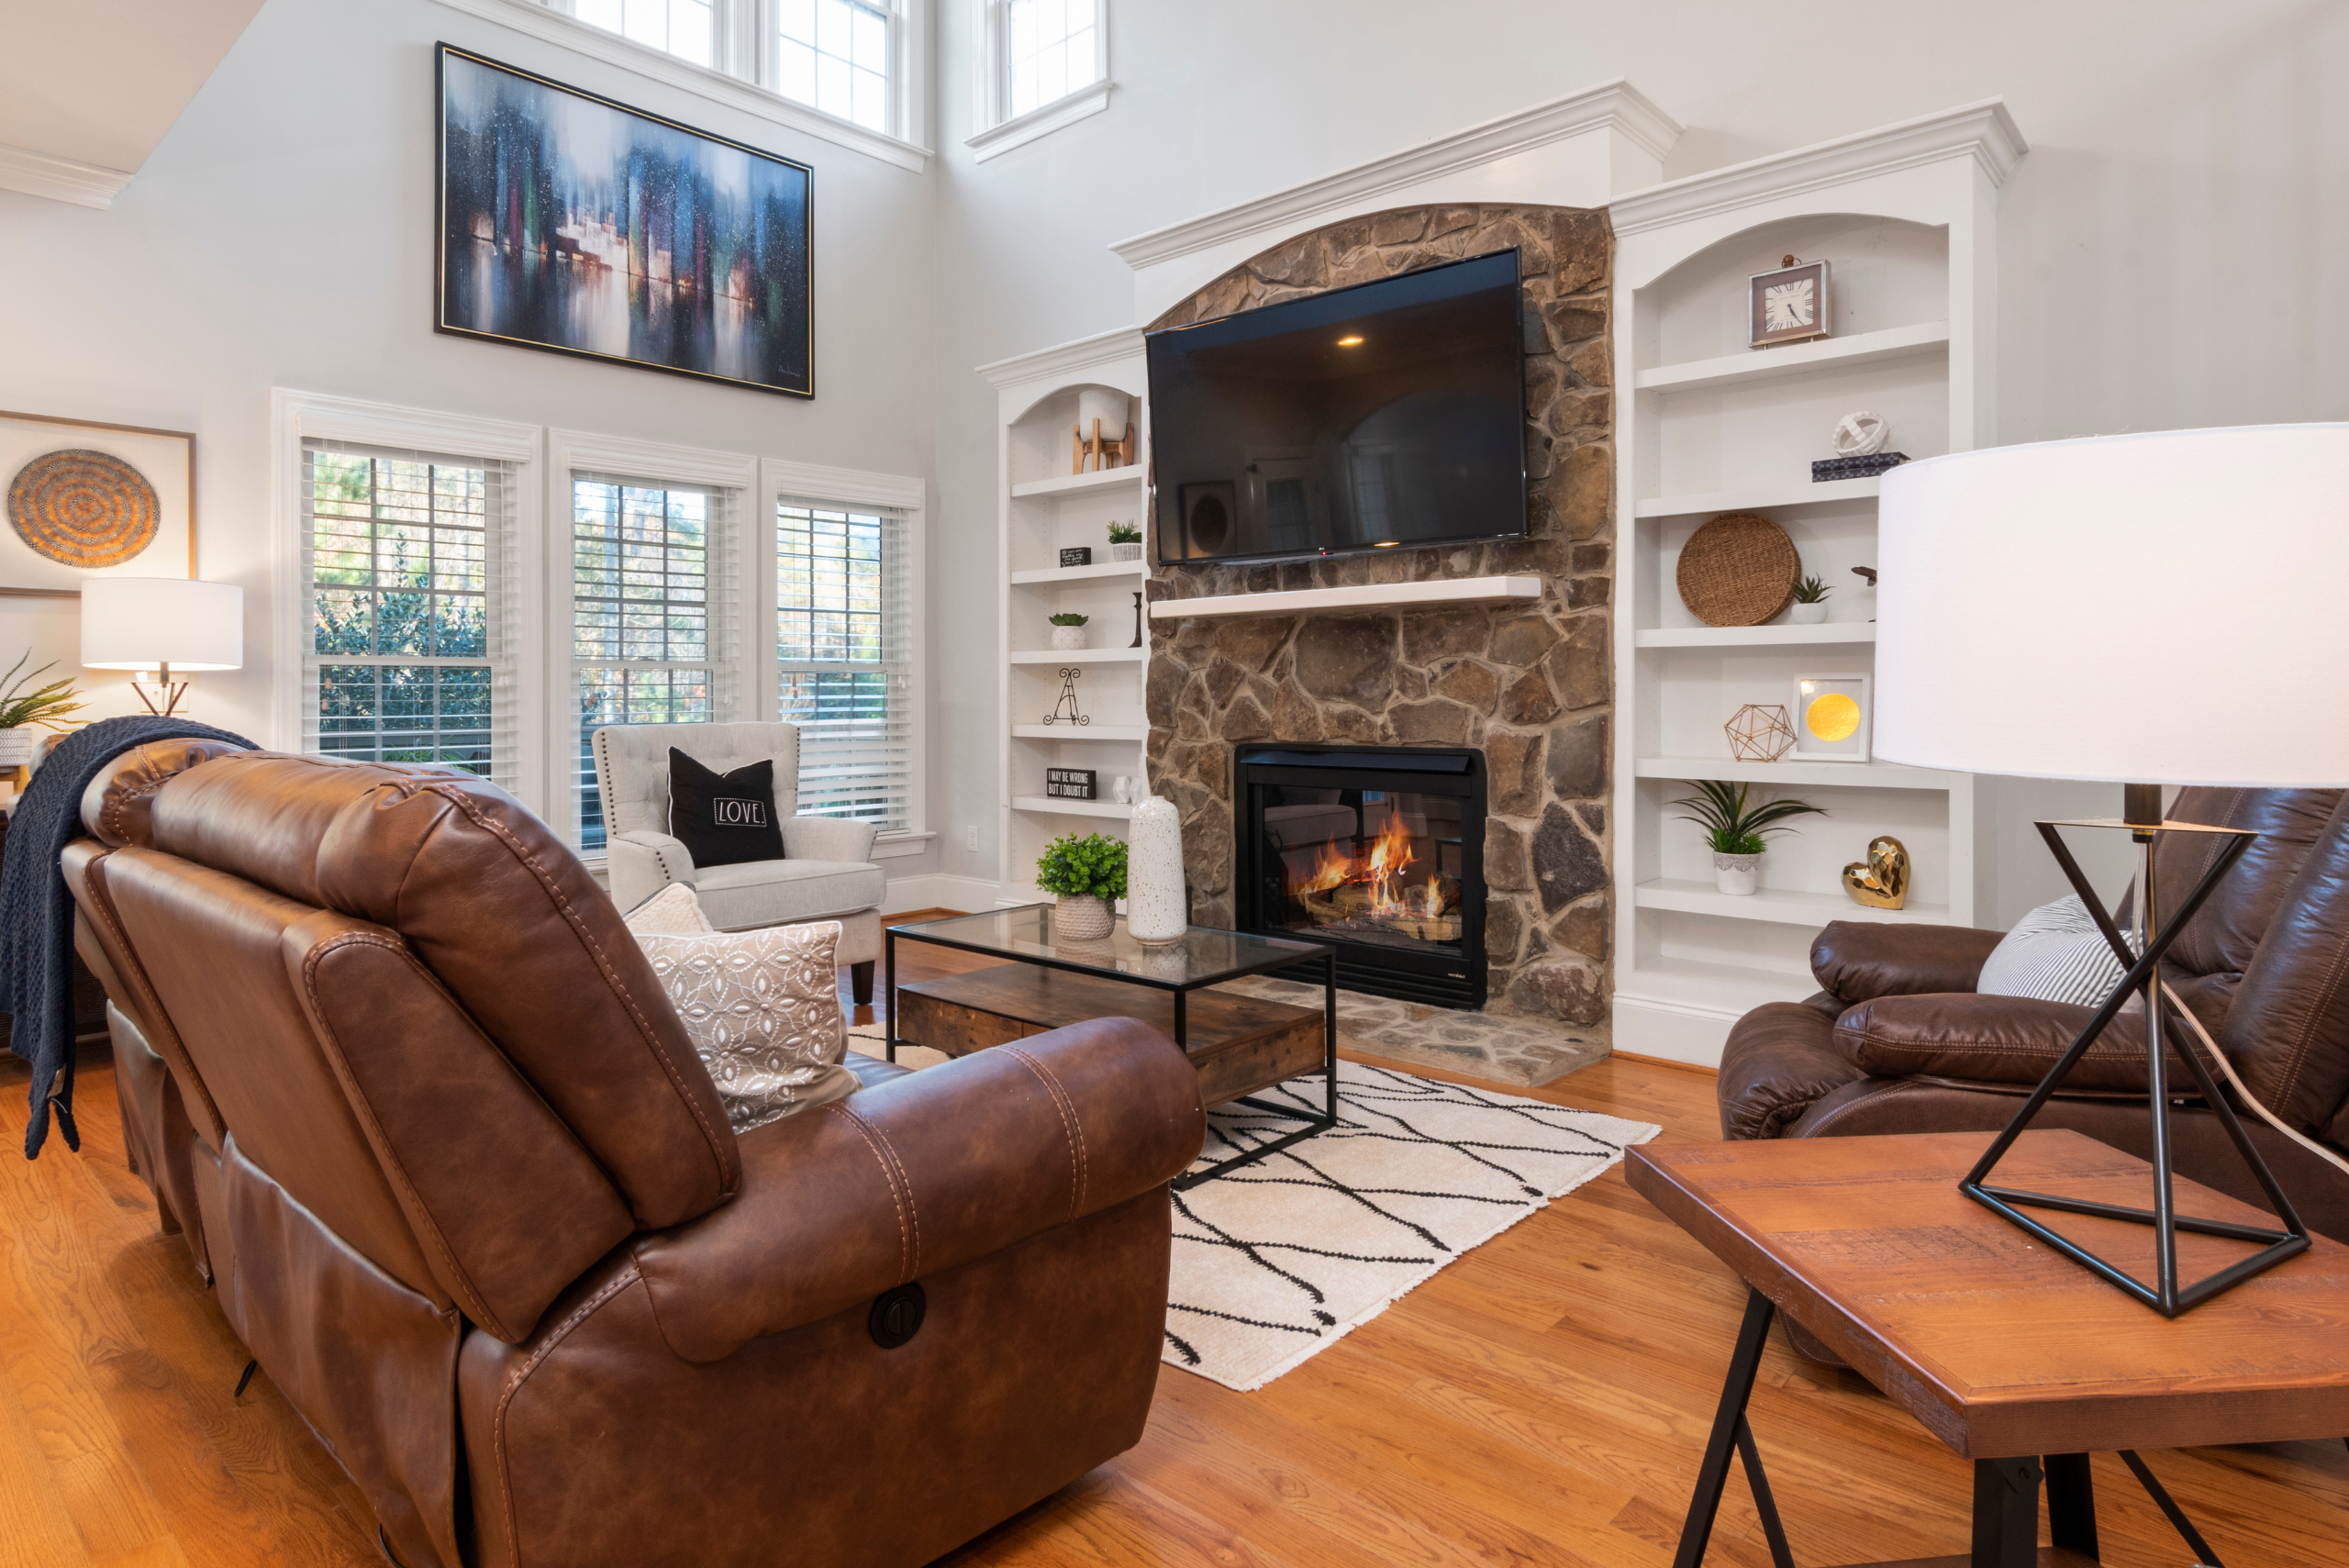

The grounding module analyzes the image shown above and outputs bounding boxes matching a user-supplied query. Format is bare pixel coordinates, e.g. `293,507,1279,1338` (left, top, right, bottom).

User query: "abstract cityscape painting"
436,45,813,397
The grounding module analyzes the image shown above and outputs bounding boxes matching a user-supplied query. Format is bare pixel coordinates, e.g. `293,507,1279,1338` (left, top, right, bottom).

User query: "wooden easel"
1072,419,1135,473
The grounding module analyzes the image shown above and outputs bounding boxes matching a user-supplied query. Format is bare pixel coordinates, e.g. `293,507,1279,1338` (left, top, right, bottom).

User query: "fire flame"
1289,813,1445,920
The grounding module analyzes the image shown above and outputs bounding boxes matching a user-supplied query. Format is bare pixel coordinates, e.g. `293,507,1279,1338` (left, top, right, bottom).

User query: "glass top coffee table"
884,906,1337,1186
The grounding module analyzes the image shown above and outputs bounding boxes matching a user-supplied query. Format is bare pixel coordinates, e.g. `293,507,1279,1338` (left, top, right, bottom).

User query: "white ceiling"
0,0,268,202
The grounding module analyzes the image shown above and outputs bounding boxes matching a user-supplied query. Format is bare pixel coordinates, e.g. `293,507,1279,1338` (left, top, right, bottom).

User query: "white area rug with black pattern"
1164,1061,1658,1392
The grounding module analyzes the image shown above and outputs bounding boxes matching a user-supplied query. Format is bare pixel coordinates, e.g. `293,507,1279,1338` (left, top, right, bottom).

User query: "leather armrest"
1834,992,2152,1091
1810,920,2004,1003
629,1017,1204,1362
1718,1001,1869,1140
784,814,878,866
607,830,696,911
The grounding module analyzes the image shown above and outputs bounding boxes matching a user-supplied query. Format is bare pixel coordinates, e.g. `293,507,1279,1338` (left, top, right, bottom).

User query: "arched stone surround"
1143,203,1614,1025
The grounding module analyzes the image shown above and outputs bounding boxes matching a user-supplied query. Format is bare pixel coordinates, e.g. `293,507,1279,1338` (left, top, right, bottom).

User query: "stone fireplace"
1144,203,1614,1028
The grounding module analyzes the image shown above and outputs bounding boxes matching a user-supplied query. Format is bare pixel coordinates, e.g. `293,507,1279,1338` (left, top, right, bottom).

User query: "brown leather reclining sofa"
1719,787,2349,1244
64,740,1207,1568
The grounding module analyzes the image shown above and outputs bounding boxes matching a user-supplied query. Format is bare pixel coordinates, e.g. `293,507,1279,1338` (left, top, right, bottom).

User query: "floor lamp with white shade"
1876,423,2349,1315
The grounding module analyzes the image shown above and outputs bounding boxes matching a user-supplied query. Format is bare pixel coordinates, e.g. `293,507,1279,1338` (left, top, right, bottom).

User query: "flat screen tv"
1146,248,1526,566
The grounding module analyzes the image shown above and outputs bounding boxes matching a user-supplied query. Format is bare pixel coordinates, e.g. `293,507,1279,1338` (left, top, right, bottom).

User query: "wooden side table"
1630,1129,2349,1567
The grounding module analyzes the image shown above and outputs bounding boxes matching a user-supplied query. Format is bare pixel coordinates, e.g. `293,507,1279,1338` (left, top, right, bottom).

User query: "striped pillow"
1976,895,2138,1006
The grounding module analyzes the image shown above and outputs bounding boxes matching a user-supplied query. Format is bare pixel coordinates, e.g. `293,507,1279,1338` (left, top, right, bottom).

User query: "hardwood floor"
1,928,2342,1567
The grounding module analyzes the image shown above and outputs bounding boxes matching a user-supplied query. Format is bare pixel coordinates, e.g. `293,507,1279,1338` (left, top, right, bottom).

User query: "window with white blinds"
299,440,518,781
573,474,739,850
776,497,911,830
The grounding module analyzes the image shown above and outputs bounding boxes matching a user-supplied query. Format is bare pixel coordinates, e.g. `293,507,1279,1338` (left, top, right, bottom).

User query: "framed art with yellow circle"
0,410,195,596
1790,673,1871,762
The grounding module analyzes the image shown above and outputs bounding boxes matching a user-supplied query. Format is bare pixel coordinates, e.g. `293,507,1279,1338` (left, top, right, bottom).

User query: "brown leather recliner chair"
1718,787,2349,1245
64,741,1206,1568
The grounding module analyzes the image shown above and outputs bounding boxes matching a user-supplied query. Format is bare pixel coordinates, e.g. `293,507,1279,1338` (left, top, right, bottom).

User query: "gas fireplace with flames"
1234,743,1486,1009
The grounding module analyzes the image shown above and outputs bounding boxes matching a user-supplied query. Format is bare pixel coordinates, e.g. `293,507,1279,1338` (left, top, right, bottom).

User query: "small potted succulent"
1048,611,1088,651
1674,779,1825,895
1789,575,1831,624
0,653,85,770
1037,831,1127,940
1108,520,1143,562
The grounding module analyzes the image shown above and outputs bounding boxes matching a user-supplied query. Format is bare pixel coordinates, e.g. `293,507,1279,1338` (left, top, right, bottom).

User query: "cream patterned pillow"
632,916,857,1132
623,881,714,935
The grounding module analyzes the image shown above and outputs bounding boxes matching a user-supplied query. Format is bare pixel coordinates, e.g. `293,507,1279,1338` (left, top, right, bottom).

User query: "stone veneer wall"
1143,204,1614,1026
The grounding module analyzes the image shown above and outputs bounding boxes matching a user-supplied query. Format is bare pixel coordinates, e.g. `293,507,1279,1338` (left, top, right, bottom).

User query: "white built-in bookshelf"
978,329,1152,906
1607,101,2107,1066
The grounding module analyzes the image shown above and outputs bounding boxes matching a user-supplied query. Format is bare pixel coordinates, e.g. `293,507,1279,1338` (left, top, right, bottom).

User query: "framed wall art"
1790,673,1871,762
0,410,195,597
436,43,814,398
1749,255,1831,349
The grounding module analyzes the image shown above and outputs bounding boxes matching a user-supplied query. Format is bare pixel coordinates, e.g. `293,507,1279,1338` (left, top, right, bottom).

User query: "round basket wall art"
7,449,161,568
1676,510,1799,627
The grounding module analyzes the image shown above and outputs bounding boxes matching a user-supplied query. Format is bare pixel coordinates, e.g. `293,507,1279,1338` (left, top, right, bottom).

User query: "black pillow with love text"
667,749,785,869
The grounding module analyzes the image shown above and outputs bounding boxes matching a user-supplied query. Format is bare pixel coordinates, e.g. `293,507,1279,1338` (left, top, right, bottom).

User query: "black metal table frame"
1672,1287,2231,1568
882,910,1339,1190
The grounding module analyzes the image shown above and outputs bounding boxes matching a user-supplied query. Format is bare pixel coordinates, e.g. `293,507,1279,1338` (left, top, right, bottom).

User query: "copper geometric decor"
1724,704,1796,762
7,449,160,567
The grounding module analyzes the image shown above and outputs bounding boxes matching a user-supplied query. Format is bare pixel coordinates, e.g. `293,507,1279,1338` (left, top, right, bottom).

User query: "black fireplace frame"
1233,742,1487,1009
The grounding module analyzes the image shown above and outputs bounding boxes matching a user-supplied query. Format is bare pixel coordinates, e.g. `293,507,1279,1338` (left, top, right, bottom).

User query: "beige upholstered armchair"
592,721,885,1001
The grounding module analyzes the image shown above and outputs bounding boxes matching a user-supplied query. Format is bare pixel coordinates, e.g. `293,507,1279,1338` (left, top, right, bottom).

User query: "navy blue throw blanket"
0,716,253,1157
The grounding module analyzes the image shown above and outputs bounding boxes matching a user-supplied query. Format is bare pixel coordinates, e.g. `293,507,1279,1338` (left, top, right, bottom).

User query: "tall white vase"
1127,795,1187,945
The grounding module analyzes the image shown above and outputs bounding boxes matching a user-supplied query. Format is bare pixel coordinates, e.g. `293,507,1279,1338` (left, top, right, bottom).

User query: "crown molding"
427,0,931,173
1609,98,2028,238
975,327,1146,391
0,141,135,210
1108,78,1684,272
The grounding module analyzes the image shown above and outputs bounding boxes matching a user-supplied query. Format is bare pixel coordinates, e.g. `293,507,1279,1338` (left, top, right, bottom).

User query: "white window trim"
964,0,1109,162
551,428,760,849
270,389,549,810
759,456,929,848
429,0,933,172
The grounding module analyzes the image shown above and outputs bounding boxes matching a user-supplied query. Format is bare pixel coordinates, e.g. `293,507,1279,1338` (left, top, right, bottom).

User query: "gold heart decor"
1842,835,1909,910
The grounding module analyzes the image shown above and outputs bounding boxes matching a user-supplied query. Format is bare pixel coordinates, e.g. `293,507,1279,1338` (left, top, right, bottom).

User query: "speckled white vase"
1127,795,1187,946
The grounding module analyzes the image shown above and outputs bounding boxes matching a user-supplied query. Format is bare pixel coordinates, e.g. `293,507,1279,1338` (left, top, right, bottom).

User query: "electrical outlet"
964,825,979,852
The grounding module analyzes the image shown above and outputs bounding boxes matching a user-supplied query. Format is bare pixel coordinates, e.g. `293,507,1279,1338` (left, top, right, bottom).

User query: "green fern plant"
1036,832,1128,899
1672,779,1825,857
1791,574,1830,604
0,654,85,731
1107,521,1142,544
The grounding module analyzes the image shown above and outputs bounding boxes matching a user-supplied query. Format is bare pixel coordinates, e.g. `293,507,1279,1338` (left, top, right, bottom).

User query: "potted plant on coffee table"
1673,779,1825,895
1037,831,1128,940
1049,612,1089,651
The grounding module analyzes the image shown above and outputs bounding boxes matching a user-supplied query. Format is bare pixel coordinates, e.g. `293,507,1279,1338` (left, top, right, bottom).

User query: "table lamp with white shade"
1875,423,2349,1314
80,577,243,717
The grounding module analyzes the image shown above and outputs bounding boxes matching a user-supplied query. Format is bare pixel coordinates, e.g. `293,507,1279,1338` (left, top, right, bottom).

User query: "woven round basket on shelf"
1675,511,1799,627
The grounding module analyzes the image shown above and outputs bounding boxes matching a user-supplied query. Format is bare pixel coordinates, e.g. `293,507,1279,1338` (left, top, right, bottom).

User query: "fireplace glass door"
1259,787,1466,960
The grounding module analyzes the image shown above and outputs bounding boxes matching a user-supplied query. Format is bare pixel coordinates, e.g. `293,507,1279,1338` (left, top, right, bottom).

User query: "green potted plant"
1037,830,1128,940
1789,574,1831,624
1108,520,1143,562
1049,611,1089,651
0,654,85,770
1673,779,1825,895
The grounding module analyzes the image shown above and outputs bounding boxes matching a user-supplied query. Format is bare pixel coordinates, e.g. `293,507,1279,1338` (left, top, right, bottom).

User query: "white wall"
0,0,942,876
927,0,2349,890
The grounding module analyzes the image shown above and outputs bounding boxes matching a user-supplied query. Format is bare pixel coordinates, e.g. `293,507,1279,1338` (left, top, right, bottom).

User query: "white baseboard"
882,873,1001,915
1609,995,1736,1069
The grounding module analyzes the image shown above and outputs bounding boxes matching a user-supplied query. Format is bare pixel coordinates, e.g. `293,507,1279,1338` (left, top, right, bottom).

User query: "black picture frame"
435,43,814,398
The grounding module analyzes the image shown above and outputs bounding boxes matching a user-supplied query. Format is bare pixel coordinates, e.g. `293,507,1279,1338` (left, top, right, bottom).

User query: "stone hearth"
1144,203,1615,1028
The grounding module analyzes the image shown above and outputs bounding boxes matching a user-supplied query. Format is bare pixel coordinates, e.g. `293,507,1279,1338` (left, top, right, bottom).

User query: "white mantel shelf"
1150,574,1542,622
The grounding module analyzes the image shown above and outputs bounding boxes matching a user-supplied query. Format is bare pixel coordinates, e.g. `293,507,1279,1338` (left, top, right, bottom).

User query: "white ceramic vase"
1126,795,1187,945
1053,893,1114,941
1713,851,1761,896
1051,624,1086,651
1109,541,1143,561
1789,601,1829,624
